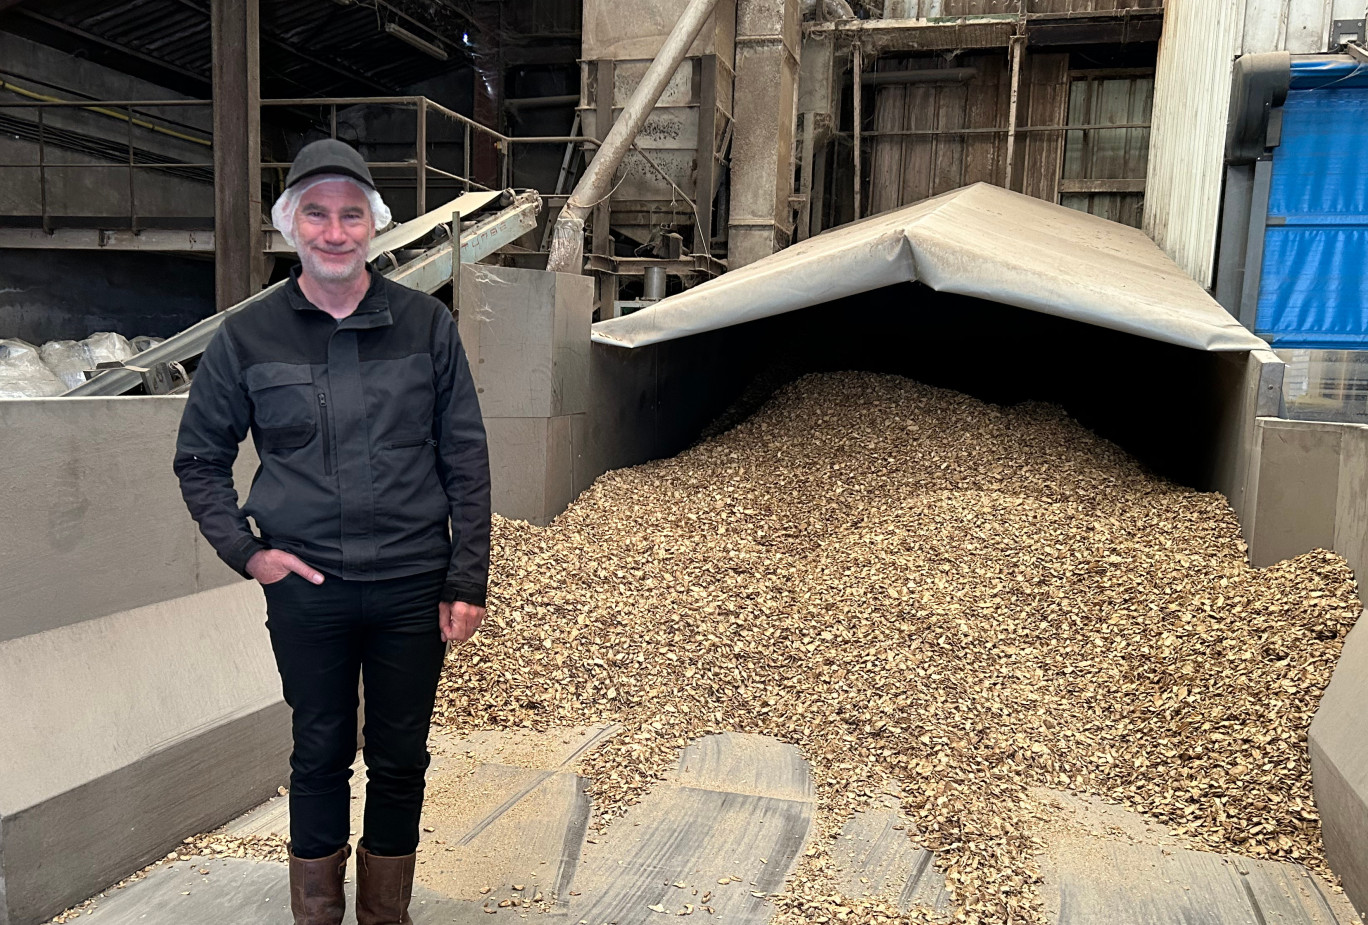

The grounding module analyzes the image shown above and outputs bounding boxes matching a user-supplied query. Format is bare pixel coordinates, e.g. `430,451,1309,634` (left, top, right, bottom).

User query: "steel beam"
0,228,215,250
211,0,263,312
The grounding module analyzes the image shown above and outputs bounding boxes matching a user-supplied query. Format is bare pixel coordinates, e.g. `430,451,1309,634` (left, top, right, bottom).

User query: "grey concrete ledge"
0,582,289,925
1310,610,1368,918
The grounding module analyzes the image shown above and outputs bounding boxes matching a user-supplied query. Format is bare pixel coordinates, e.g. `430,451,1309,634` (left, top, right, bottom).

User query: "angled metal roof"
591,183,1272,354
3,0,471,96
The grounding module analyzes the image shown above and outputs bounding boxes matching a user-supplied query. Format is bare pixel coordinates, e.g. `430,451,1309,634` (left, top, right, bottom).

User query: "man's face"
292,180,374,283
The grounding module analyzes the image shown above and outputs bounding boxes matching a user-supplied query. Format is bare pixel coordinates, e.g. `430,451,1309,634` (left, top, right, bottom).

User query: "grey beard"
298,246,366,283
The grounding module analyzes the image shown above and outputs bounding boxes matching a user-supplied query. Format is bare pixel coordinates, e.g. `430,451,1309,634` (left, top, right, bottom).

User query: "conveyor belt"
64,190,539,397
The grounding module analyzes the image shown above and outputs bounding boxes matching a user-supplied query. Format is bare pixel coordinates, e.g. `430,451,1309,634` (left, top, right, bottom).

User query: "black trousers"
263,567,447,860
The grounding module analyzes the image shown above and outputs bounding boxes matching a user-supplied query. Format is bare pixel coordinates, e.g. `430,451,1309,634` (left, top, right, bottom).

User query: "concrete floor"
63,727,1363,925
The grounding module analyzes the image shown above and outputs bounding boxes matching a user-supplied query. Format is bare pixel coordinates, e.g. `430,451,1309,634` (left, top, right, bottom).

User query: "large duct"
547,0,725,274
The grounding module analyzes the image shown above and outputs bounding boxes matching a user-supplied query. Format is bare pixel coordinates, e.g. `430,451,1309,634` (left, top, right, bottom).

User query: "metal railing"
0,89,591,233
0,95,213,233
259,95,593,215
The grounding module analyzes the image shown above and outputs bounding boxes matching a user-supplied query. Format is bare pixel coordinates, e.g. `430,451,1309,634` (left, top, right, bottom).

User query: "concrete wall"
1210,349,1285,532
459,265,595,524
1237,413,1368,914
0,396,287,925
1243,417,1368,585
1310,613,1368,919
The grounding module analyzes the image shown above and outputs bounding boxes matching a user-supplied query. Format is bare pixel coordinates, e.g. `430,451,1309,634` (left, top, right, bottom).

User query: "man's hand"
440,601,486,644
247,549,325,586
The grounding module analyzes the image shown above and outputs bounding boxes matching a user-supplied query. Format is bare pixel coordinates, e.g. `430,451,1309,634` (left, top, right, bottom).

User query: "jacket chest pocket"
246,363,317,433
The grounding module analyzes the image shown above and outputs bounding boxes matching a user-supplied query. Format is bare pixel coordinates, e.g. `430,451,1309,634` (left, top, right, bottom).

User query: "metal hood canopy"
590,183,1270,353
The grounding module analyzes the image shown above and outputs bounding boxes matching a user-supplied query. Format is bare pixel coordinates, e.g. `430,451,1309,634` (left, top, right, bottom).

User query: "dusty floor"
48,373,1367,925
49,725,1364,925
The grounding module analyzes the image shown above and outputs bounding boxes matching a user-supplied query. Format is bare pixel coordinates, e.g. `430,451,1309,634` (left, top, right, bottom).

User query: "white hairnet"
269,174,393,249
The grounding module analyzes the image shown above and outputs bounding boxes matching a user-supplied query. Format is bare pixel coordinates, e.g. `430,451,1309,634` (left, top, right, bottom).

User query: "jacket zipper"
318,392,334,476
386,437,438,450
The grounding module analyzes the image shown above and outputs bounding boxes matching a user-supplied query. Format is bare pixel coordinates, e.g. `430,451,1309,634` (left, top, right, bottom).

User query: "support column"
726,0,801,270
211,0,262,312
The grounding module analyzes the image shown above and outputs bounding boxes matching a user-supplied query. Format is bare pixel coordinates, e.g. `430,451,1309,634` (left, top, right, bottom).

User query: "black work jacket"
174,266,490,606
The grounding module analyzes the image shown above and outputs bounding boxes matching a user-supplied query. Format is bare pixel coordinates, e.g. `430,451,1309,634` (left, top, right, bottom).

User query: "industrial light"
384,22,448,60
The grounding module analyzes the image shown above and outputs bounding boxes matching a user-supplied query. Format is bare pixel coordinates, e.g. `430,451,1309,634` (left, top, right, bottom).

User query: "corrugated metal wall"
1143,0,1367,288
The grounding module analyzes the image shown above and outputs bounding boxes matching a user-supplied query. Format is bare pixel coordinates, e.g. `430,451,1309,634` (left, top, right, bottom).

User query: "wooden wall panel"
961,53,1010,186
868,53,1010,215
1017,52,1069,201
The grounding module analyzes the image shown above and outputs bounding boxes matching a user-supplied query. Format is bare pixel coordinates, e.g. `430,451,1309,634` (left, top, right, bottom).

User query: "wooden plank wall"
1059,74,1154,227
867,54,1009,214
866,51,1070,214
1017,53,1070,202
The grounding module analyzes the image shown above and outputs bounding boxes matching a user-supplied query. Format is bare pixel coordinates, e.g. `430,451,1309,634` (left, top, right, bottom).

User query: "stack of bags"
0,332,163,398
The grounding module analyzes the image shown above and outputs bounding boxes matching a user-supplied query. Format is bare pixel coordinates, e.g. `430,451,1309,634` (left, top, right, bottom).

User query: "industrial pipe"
546,0,723,274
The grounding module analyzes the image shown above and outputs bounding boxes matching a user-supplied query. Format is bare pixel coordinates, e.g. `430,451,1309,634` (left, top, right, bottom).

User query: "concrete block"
554,271,595,417
0,581,289,925
1310,612,1368,918
458,265,593,419
1211,350,1283,530
485,415,586,526
0,396,257,643
1248,419,1343,568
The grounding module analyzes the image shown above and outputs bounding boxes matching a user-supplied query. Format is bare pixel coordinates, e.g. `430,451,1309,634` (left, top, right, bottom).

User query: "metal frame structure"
0,92,588,244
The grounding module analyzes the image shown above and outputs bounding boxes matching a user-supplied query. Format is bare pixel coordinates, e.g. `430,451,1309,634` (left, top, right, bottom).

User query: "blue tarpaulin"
1255,58,1368,347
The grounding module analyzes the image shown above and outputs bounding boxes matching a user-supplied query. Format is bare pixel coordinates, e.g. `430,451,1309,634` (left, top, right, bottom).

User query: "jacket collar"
286,263,393,329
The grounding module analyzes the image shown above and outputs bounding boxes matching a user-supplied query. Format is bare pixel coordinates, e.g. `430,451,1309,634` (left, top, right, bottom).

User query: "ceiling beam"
168,0,397,93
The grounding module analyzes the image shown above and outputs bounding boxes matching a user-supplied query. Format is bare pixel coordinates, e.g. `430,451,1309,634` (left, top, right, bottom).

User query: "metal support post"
126,105,138,232
852,41,863,220
1239,156,1274,330
1004,34,1025,192
695,54,718,255
463,123,472,193
590,59,615,264
450,211,461,317
37,107,48,235
416,97,428,216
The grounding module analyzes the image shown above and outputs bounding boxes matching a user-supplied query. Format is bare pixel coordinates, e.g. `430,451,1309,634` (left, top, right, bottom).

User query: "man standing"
175,139,490,925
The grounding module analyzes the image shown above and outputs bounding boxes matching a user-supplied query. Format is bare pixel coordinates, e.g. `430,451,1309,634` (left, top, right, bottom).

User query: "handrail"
0,90,584,233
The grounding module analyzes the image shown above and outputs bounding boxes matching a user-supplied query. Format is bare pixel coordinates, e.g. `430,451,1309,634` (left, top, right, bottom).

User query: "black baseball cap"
285,139,376,190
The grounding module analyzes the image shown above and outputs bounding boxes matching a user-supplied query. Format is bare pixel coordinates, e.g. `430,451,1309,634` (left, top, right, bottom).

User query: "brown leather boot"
355,844,416,925
288,843,350,925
